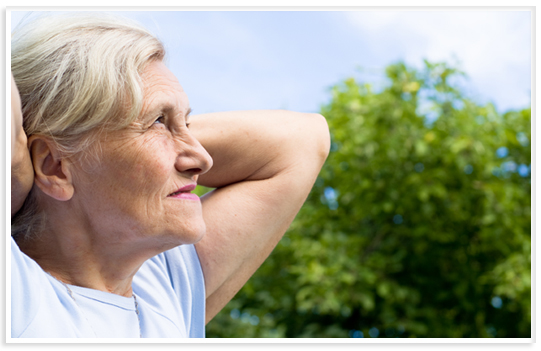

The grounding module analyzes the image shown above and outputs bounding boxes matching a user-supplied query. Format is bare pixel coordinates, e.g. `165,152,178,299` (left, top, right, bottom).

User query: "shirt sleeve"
163,244,206,338
134,244,206,338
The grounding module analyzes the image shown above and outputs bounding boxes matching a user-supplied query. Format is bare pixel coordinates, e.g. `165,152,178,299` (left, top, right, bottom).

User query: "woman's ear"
28,136,74,201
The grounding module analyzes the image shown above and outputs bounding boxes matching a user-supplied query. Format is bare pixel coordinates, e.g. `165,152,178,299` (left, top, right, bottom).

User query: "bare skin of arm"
190,110,330,323
11,73,34,218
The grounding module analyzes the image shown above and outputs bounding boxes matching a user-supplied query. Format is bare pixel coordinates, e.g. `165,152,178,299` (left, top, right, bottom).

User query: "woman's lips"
170,193,200,200
168,183,199,200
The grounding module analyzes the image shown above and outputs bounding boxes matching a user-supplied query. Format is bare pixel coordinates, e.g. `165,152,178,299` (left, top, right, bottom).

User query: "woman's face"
71,61,213,249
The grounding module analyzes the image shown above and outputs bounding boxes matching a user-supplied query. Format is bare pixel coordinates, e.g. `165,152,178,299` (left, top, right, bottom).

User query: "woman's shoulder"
11,236,42,336
10,237,83,338
11,236,47,285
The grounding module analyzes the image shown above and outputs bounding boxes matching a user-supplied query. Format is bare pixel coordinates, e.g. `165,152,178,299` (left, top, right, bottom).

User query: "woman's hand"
189,110,330,323
11,73,34,217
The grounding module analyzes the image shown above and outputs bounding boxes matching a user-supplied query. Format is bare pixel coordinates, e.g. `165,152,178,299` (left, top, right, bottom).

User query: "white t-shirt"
10,237,206,338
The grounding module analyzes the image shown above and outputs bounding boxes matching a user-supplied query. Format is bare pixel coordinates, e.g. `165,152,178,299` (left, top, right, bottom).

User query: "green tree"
205,61,531,338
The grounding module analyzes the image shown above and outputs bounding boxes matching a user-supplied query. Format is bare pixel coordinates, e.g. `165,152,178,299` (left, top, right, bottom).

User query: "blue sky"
10,10,531,115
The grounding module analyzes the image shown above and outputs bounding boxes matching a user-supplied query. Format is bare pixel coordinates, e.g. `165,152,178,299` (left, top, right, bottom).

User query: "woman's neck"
17,233,139,297
15,218,170,297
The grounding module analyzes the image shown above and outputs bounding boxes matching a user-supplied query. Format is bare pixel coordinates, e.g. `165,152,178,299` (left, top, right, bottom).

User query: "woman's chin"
185,227,206,245
172,221,206,246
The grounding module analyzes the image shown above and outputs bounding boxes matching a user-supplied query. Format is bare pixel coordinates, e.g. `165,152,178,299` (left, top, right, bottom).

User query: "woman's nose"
175,133,213,176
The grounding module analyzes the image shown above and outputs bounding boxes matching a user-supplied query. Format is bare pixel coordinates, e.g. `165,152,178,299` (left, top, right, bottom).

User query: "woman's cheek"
130,144,173,189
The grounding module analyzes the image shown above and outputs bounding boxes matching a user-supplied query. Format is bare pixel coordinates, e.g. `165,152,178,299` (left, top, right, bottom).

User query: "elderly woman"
10,13,329,338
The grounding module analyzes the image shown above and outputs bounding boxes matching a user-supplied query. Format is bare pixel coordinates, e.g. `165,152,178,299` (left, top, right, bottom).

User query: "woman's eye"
154,115,165,124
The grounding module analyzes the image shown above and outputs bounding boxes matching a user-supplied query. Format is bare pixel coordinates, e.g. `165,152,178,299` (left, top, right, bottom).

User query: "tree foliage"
205,61,531,338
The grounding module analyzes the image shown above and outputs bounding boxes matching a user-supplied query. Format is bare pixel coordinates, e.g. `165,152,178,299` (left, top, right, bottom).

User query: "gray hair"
11,13,166,240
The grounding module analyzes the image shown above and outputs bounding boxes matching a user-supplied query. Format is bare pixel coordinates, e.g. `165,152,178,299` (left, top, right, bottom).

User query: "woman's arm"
11,73,34,218
190,110,330,323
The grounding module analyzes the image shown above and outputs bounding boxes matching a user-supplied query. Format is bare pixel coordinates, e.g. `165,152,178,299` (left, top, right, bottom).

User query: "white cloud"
344,10,531,111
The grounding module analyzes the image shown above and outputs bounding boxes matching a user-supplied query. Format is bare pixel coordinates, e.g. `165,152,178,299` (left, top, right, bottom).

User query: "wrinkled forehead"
138,61,190,119
141,61,183,91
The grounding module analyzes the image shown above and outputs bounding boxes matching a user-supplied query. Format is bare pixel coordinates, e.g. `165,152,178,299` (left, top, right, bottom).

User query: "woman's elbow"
273,110,331,171
305,112,331,164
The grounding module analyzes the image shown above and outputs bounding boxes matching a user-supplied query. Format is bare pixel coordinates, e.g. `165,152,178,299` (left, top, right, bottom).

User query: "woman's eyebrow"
150,105,191,118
